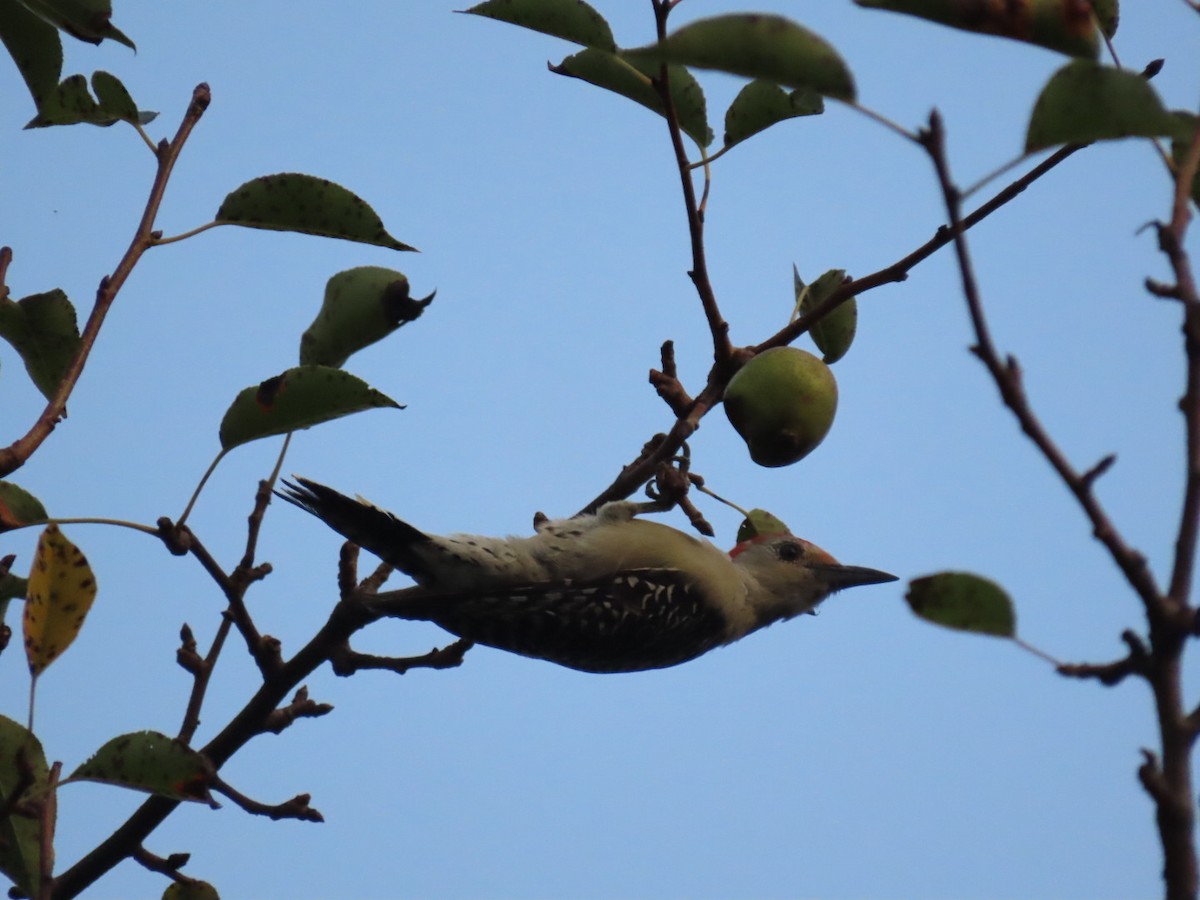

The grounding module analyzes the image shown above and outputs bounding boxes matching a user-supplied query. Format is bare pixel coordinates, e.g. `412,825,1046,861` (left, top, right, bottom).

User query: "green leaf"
724,80,822,149
853,0,1098,59
25,72,102,127
550,48,712,147
300,267,433,368
1025,60,1184,153
735,509,790,544
164,881,221,900
219,366,403,450
0,0,64,110
90,70,137,122
17,0,133,48
0,715,46,898
623,14,855,102
0,289,81,400
906,572,1016,638
215,173,417,251
460,0,615,51
0,482,48,533
67,731,212,802
795,267,857,364
1090,0,1118,38
1170,113,1200,209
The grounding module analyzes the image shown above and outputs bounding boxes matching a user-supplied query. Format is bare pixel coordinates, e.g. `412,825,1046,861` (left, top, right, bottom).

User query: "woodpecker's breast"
421,569,731,673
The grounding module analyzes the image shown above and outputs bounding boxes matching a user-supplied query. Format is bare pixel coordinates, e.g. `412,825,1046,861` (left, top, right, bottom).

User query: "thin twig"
330,637,474,677
0,245,13,302
259,687,334,735
0,84,212,479
1162,118,1200,608
651,0,732,366
920,107,1198,900
1057,630,1151,686
54,590,379,897
581,136,1088,516
918,111,1161,611
210,775,324,823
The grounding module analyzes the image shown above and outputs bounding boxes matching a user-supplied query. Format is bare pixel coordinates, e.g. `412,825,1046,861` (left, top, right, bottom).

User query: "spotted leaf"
23,524,97,676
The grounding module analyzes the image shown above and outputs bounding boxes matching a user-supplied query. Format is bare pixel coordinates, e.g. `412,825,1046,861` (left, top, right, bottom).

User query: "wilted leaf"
215,174,416,251
795,267,856,364
0,288,81,399
219,366,403,450
735,509,791,544
906,572,1016,637
854,0,1098,59
300,267,433,368
0,482,48,533
623,14,855,102
460,0,615,51
23,524,98,676
551,48,712,147
0,715,47,898
724,80,822,149
68,731,211,802
1026,61,1183,152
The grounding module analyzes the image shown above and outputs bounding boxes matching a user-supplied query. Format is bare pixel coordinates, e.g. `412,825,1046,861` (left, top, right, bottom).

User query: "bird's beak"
814,564,898,591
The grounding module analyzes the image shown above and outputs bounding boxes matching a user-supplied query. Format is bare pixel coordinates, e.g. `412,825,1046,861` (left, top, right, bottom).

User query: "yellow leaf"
23,525,98,676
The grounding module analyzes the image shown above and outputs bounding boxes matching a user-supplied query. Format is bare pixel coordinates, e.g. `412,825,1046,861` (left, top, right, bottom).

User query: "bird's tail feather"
275,477,431,572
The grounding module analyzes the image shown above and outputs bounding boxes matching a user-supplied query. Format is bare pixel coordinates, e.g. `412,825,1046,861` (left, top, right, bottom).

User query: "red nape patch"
728,533,790,559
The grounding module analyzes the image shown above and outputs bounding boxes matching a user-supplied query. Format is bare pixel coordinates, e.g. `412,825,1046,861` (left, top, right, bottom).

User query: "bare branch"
921,107,1199,900
331,638,474,677
0,246,12,302
651,3,732,366
918,111,1163,613
131,846,191,881
1080,454,1117,491
0,84,212,479
1057,630,1150,686
259,687,334,735
581,131,1090,517
1161,116,1200,607
210,776,323,823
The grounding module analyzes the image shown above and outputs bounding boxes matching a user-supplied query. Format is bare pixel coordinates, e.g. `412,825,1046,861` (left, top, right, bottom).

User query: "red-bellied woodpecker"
278,477,896,673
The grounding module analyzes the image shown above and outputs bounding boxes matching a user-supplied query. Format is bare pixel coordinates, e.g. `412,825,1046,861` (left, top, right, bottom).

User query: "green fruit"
723,347,837,467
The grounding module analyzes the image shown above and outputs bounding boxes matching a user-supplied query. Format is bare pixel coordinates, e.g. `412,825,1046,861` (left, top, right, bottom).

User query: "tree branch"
919,107,1198,900
1057,630,1150,686
52,591,378,898
651,1,732,366
0,84,211,479
210,776,324,823
330,637,474,677
580,135,1089,516
918,111,1162,612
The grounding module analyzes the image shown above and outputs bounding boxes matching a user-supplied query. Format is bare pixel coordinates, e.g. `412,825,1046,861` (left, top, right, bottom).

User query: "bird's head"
730,533,897,624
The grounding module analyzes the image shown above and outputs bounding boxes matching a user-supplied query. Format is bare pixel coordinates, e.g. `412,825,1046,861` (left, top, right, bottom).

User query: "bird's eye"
776,541,804,562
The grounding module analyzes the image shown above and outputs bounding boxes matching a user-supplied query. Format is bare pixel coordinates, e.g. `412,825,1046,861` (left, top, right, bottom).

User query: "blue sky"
2,2,1198,898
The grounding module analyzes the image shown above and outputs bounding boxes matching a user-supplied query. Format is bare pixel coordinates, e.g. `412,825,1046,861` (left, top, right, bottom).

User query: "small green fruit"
724,347,838,467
